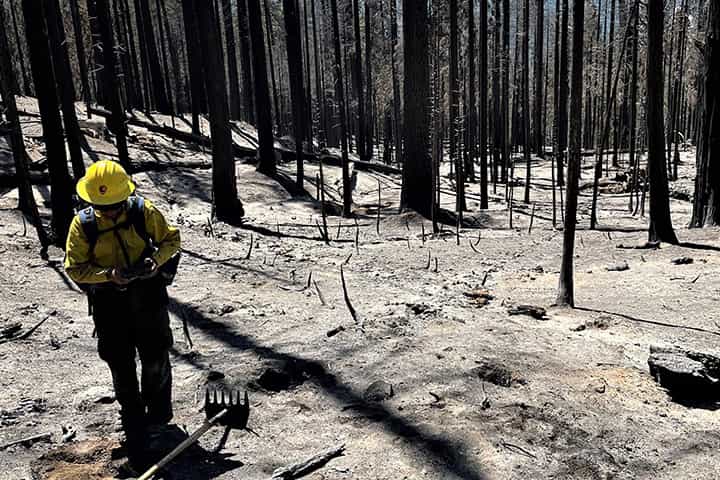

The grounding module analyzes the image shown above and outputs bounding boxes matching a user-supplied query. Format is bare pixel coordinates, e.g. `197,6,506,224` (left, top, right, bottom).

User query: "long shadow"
167,297,488,480
180,248,298,288
677,242,720,252
77,132,100,163
575,306,720,337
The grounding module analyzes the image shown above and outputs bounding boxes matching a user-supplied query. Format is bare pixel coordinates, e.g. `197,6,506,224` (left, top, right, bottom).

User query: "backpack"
78,195,180,288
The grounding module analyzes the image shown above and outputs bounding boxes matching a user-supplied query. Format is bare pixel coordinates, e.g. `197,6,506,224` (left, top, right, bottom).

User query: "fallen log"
89,107,256,158
270,443,346,479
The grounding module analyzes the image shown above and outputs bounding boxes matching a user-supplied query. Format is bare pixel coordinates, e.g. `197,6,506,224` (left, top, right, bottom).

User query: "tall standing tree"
181,0,207,134
135,0,170,113
479,0,489,208
522,0,531,203
646,0,678,244
364,0,373,159
466,0,477,183
96,0,131,170
45,0,85,179
246,0,276,176
22,0,74,244
690,0,720,227
501,0,510,183
534,0,544,156
69,0,91,108
556,0,569,186
449,0,466,214
239,0,256,123
188,0,245,221
0,5,47,247
556,0,584,307
390,0,402,164
330,0,352,215
400,0,432,217
283,0,307,188
222,0,242,120
352,0,367,160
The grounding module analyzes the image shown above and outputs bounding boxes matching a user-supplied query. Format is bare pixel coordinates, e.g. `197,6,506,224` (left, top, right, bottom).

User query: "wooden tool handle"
137,409,228,480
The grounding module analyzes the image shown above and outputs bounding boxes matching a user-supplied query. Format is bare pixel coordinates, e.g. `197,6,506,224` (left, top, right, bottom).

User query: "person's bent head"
76,160,135,218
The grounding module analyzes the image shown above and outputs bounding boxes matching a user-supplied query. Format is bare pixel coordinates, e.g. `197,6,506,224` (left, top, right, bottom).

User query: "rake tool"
137,389,250,480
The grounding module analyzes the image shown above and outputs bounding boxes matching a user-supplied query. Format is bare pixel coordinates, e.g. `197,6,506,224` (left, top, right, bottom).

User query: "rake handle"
137,409,228,480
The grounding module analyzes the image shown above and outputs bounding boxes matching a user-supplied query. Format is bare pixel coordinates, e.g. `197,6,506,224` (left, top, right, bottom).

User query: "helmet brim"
76,177,135,205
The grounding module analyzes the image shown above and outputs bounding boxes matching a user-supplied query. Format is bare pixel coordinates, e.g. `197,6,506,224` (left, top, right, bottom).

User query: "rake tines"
204,387,250,429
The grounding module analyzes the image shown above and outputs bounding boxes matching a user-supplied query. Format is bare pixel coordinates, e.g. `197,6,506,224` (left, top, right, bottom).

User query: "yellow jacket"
64,199,181,285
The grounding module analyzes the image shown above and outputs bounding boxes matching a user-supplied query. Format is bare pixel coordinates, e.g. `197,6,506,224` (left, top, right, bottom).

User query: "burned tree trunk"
0,6,47,245
479,0,489,208
364,0,373,159
690,0,720,227
466,0,477,183
222,0,242,120
450,0,465,214
22,0,74,244
188,0,245,221
96,0,130,170
534,0,544,156
45,0,85,180
69,0,91,107
181,0,206,134
390,0,402,164
136,0,170,113
352,0,366,160
646,0,678,244
522,0,531,203
330,0,352,216
556,0,569,186
237,0,255,124
400,0,432,217
283,0,307,188
247,0,276,176
556,0,584,307
9,0,32,96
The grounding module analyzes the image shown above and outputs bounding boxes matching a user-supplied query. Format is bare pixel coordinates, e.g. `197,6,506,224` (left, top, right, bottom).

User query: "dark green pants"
91,277,173,457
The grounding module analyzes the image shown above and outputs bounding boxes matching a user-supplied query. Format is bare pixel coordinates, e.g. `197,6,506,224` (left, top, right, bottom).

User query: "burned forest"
1,0,720,479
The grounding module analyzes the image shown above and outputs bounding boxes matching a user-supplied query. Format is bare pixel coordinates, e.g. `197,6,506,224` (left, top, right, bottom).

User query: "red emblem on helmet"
99,185,108,194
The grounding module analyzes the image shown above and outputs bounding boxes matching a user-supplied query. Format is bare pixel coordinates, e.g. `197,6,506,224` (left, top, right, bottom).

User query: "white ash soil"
1,101,720,479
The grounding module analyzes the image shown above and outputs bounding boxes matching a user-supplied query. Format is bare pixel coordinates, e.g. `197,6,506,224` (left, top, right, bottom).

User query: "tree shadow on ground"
677,241,720,252
167,297,488,480
574,306,720,337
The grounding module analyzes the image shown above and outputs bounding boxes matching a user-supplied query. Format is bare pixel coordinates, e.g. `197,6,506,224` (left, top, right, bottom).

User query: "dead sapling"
244,233,254,260
469,239,481,254
336,219,342,240
354,218,360,254
340,265,360,325
421,221,426,244
206,217,216,238
313,280,327,306
343,253,353,265
528,203,536,234
433,257,439,273
474,231,482,246
424,250,432,270
376,179,382,236
318,159,330,243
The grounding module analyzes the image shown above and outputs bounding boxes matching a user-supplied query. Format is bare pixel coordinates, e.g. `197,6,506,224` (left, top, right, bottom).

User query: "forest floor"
1,100,720,480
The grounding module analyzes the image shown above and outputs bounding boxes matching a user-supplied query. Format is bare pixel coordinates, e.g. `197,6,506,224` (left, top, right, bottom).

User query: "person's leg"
136,305,174,426
140,348,173,425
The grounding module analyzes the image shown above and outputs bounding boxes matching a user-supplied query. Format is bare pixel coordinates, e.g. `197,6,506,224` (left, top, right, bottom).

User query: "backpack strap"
126,195,152,249
78,207,99,253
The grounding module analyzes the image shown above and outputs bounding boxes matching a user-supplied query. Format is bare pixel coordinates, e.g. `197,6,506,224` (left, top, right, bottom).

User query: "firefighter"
64,160,181,472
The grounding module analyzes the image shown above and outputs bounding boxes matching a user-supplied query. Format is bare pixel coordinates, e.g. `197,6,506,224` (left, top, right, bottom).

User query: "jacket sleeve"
64,216,113,284
144,199,181,267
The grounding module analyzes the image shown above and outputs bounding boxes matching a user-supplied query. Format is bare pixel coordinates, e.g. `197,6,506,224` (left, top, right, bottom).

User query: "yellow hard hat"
76,160,135,205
